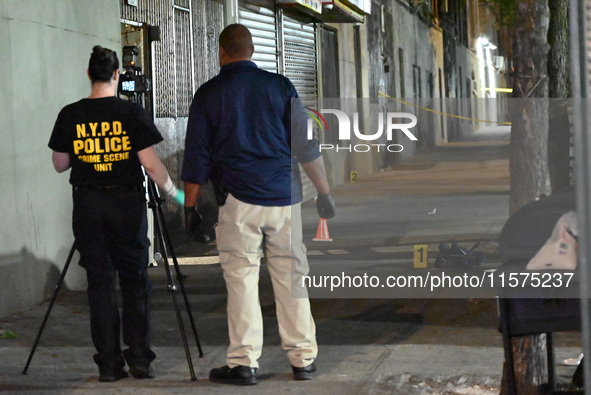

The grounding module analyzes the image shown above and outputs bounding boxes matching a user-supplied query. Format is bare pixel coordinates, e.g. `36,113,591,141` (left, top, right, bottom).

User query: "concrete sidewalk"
0,278,581,394
0,128,583,394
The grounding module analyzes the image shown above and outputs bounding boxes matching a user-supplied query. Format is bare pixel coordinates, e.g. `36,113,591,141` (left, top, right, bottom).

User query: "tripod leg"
156,201,204,357
154,250,197,381
148,180,197,381
22,242,76,374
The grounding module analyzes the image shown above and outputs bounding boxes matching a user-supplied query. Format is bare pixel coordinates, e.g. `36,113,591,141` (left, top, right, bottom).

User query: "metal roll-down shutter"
239,1,278,73
281,15,318,201
281,15,318,107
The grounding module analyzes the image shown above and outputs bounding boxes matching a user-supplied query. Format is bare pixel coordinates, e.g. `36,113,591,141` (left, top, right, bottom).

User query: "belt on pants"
74,184,143,192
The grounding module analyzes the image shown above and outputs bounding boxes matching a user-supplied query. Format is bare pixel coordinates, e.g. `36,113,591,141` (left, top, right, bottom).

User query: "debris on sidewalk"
0,330,16,339
562,353,584,366
371,373,500,394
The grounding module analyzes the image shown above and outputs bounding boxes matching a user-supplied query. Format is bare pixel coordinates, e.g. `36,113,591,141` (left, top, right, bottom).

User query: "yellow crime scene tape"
377,92,512,126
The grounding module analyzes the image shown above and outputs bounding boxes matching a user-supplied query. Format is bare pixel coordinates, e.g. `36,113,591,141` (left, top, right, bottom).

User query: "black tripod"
22,178,204,380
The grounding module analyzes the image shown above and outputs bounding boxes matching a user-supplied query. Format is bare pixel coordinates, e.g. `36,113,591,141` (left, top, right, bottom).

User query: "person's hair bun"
92,46,107,58
88,45,119,82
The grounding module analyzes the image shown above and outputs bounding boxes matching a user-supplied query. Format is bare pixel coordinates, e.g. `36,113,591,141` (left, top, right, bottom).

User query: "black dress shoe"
98,368,128,382
292,362,316,380
128,364,153,379
209,365,257,385
94,353,128,382
123,348,155,379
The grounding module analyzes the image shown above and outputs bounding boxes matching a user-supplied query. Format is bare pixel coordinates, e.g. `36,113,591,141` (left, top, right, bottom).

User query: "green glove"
173,189,185,206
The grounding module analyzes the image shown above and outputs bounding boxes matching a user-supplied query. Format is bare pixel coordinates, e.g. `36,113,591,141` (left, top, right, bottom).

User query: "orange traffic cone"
313,218,333,242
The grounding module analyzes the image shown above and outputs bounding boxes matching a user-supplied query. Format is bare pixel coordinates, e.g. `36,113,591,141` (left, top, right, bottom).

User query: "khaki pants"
216,194,317,369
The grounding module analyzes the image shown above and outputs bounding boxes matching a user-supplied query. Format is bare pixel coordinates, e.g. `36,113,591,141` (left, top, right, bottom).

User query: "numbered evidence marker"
413,245,428,268
350,171,358,183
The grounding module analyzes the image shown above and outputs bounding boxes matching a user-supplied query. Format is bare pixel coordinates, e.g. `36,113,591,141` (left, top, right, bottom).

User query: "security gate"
239,0,279,72
281,15,318,107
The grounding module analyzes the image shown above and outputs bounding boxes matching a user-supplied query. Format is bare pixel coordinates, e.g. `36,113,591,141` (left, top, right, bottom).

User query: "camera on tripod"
118,46,149,95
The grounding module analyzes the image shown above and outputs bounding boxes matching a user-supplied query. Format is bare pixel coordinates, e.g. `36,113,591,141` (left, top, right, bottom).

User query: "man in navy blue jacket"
181,24,335,385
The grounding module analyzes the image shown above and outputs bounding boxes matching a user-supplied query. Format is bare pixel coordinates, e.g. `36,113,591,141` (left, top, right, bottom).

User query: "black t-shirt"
48,97,163,186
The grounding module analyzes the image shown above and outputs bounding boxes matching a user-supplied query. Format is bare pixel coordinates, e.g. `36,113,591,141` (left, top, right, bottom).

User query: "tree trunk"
502,336,549,395
509,0,551,214
547,0,571,192
547,0,570,99
503,0,551,394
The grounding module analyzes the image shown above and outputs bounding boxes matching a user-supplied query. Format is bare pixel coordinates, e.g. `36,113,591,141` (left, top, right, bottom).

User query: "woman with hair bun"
48,45,182,382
